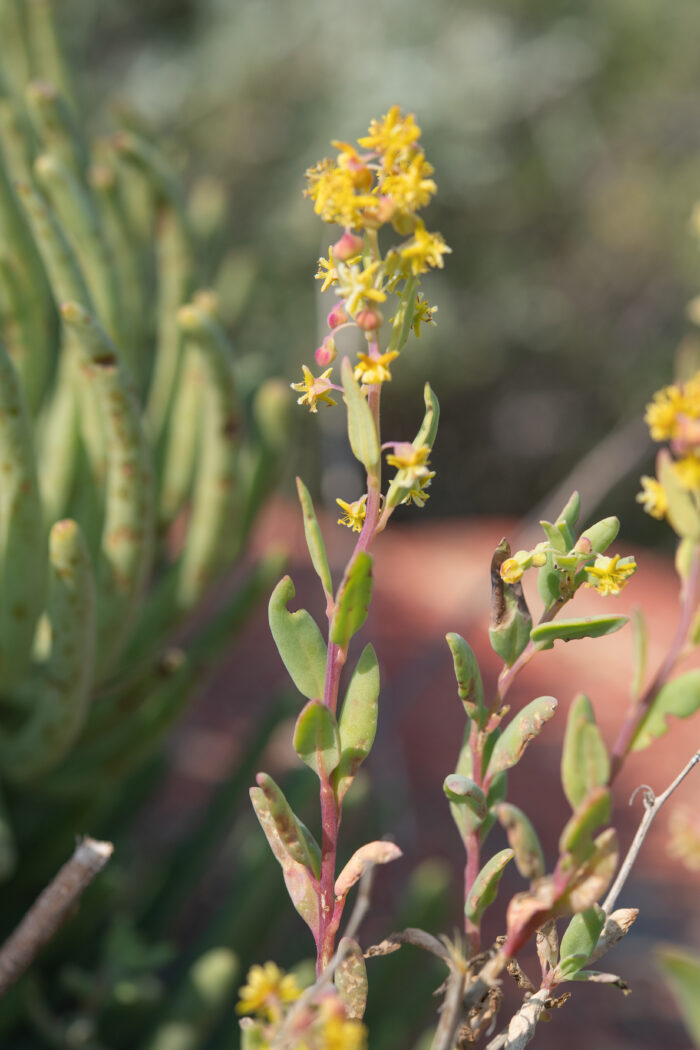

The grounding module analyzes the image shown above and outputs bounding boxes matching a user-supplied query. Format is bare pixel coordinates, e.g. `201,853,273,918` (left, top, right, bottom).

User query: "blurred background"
9,2,700,1048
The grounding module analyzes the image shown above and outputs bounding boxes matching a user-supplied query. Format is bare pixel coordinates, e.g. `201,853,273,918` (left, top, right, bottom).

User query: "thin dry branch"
0,836,113,997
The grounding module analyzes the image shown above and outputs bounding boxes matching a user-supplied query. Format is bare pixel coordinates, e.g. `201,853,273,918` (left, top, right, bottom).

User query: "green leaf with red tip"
330,552,373,649
334,643,379,803
561,694,610,809
578,516,620,553
496,803,545,880
293,700,340,779
341,357,380,473
336,939,368,1021
296,477,332,596
489,540,532,666
443,775,487,821
268,576,327,700
631,669,700,751
465,848,514,924
531,615,628,652
487,696,558,776
446,633,487,726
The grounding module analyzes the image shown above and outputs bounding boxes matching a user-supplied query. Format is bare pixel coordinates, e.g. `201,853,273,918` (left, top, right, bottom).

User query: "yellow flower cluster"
638,369,700,522
644,377,700,442
237,962,301,1022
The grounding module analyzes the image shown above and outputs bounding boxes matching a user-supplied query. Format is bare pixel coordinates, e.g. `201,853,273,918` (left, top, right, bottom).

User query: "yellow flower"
636,476,668,519
336,260,387,316
500,557,524,584
336,494,367,532
237,962,301,1020
290,365,337,413
672,453,700,491
315,250,338,292
381,155,437,216
584,554,637,597
354,350,399,385
401,471,435,508
320,1015,367,1050
668,804,700,872
399,220,451,275
304,160,376,228
644,383,691,441
412,294,437,337
386,442,431,483
358,105,421,168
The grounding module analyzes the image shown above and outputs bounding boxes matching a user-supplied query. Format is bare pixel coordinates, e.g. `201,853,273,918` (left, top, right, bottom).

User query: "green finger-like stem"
61,301,155,677
24,0,76,110
35,351,79,524
0,339,46,690
158,341,202,526
25,79,84,175
0,0,31,98
34,151,121,341
0,518,94,782
176,302,240,607
0,92,34,182
14,178,91,305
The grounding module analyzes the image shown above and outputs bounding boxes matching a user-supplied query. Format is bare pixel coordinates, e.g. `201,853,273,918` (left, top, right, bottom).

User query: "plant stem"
495,599,567,706
610,544,700,780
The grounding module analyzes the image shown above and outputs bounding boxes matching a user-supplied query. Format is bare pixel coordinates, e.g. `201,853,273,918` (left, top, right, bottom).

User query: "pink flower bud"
355,308,384,331
333,230,364,261
327,306,349,329
314,335,337,366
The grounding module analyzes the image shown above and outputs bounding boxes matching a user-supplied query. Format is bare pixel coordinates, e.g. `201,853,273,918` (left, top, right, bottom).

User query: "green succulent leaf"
341,357,379,474
578,516,620,553
335,643,380,803
555,490,580,547
268,576,327,700
531,615,628,652
564,828,619,914
443,775,487,821
538,550,562,610
446,632,487,726
335,938,368,1021
559,787,611,864
561,694,610,809
496,803,545,880
656,946,700,1046
558,905,606,979
465,848,514,924
414,382,440,450
330,552,373,650
487,696,558,776
293,700,341,779
540,520,567,552
631,669,700,751
631,606,647,699
489,539,532,666
296,477,333,596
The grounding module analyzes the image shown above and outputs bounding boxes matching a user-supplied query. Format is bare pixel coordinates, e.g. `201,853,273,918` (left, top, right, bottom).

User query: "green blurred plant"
0,0,290,1045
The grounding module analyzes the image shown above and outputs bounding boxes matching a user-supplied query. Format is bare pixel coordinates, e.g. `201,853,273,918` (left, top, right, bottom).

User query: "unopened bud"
574,536,592,555
333,231,364,261
355,308,384,331
327,306,349,329
314,336,336,367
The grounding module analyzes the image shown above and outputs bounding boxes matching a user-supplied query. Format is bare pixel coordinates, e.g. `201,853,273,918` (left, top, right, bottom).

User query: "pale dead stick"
0,836,113,997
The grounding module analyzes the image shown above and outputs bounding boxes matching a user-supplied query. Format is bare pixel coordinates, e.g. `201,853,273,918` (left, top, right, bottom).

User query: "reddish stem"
610,544,700,781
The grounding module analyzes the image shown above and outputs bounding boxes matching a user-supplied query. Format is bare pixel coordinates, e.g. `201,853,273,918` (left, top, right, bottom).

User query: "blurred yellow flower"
381,155,437,216
336,495,367,532
354,350,399,385
336,260,386,316
237,962,301,1020
315,250,338,292
358,105,421,168
672,453,700,490
399,220,450,275
291,365,337,413
585,554,636,596
636,476,668,519
386,442,431,482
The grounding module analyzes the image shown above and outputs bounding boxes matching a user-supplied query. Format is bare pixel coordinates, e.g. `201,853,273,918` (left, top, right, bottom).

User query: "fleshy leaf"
330,552,373,650
253,773,321,875
335,938,368,1021
659,449,700,541
268,576,327,700
656,945,700,1045
561,694,610,809
443,775,487,821
538,550,562,610
496,803,545,880
563,828,619,913
631,669,700,751
413,382,440,450
296,477,332,596
465,848,514,924
559,787,611,863
578,516,620,553
293,700,341,779
341,357,379,473
487,697,558,776
531,615,628,652
540,520,567,552
446,632,487,726
557,905,606,979
334,643,379,802
335,841,402,901
489,539,532,666
631,606,647,699
555,490,580,547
